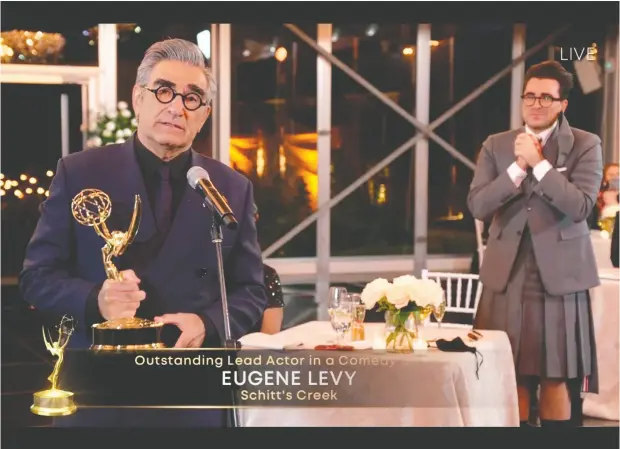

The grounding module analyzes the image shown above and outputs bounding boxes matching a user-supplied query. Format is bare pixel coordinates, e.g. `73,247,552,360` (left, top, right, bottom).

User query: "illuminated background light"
274,47,287,62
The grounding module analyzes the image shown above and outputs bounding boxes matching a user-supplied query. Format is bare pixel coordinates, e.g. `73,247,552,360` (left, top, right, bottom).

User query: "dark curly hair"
523,60,575,100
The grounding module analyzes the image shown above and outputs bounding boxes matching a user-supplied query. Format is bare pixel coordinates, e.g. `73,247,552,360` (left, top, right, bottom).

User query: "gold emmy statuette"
31,315,77,416
71,189,164,351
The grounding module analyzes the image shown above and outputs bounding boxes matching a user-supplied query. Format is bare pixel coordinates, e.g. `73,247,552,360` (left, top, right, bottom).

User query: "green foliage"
376,297,423,316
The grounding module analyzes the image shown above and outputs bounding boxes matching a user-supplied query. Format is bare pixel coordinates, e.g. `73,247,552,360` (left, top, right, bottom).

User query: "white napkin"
238,332,303,350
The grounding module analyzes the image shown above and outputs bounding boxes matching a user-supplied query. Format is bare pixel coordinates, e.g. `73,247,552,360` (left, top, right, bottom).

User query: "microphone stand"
210,214,241,428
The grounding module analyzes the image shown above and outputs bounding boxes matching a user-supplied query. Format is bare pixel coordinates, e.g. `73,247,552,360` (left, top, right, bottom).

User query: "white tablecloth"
583,268,620,421
240,321,519,427
591,231,614,270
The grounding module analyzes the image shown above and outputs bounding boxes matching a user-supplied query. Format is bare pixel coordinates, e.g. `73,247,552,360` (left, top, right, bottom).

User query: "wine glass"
328,290,352,344
328,287,348,306
433,294,447,329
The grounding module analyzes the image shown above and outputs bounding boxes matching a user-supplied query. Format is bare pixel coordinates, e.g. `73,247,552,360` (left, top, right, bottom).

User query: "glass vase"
384,310,419,353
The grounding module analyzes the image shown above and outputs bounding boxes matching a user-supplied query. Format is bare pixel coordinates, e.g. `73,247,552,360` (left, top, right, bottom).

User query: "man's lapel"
542,127,560,166
555,114,575,169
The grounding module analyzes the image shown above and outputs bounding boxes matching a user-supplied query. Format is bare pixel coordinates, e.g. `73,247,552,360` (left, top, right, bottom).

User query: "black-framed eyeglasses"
521,94,562,108
143,85,208,111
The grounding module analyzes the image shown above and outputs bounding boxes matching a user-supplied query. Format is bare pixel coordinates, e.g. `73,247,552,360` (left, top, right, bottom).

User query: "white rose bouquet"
87,101,138,148
361,274,444,351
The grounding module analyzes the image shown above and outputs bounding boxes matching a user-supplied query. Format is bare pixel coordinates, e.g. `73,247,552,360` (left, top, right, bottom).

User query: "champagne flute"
433,294,447,329
350,296,366,341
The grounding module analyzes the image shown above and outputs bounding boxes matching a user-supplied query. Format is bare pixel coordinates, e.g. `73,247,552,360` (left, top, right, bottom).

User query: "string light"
45,191,50,197
274,47,287,62
0,170,55,201
0,189,5,196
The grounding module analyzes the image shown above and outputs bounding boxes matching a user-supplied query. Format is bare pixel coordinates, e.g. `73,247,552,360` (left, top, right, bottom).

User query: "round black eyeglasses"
144,85,208,111
521,94,562,108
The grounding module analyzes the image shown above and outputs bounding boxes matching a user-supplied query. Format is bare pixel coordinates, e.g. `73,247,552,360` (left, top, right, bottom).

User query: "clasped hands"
514,133,545,170
97,269,206,348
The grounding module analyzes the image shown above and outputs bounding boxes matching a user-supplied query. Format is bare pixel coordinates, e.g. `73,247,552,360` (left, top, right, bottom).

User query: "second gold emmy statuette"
31,315,77,416
71,188,164,351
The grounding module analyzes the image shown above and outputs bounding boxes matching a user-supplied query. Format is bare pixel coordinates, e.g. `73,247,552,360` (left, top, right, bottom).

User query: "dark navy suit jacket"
19,138,268,426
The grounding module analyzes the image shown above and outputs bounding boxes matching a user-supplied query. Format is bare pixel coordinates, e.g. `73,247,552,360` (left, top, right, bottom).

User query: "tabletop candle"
351,323,365,341
412,338,428,351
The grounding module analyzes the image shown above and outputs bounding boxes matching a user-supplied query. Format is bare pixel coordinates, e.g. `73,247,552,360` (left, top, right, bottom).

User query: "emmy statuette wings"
70,188,165,350
31,316,78,416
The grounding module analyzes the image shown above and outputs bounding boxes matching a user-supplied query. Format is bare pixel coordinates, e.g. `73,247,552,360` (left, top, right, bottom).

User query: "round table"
583,269,620,421
239,321,519,427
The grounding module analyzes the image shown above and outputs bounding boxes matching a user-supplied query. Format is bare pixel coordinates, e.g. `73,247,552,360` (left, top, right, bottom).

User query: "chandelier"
0,30,65,64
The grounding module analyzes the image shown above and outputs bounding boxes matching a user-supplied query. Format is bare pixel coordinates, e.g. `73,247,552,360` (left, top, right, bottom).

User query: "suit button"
517,231,522,236
527,207,532,211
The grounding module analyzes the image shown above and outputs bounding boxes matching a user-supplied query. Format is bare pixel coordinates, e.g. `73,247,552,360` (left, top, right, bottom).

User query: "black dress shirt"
133,136,190,222
85,137,220,347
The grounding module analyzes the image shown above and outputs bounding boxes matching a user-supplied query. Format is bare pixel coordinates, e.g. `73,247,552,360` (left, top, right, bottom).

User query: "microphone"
187,166,238,230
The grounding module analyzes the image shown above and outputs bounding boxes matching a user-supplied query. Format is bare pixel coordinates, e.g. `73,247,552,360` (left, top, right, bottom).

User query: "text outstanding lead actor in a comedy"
19,38,268,427
468,61,602,428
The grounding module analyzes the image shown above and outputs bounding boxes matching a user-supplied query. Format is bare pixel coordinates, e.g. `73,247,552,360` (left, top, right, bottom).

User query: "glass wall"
303,24,512,258
1,22,613,276
230,25,318,258
427,24,513,256
227,22,613,262
328,24,416,257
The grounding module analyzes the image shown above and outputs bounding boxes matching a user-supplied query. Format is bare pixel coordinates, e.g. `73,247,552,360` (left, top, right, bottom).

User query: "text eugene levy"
228,353,388,403
135,353,396,403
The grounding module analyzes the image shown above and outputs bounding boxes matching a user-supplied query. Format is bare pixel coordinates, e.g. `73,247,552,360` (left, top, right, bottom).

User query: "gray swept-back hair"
136,38,217,105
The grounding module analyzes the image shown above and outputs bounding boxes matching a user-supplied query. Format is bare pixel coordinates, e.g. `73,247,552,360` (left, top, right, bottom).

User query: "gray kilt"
474,227,598,393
